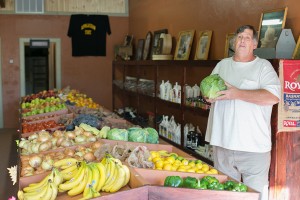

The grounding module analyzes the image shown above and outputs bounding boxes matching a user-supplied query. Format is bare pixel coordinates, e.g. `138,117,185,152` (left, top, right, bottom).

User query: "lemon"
201,164,210,172
186,168,196,173
152,157,162,163
163,163,172,171
188,162,196,168
206,171,213,174
156,167,163,170
171,165,179,171
181,159,189,166
155,160,164,168
196,169,204,174
209,168,219,174
174,160,182,165
166,156,175,164
150,151,159,158
195,163,203,169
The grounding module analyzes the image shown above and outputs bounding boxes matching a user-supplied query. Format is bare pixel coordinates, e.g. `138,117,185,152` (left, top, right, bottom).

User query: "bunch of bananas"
18,168,63,200
100,154,130,193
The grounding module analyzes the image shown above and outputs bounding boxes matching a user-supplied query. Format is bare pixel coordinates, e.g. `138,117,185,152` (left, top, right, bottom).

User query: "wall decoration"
136,39,144,60
143,32,152,60
258,7,288,48
194,31,213,60
124,35,133,46
224,33,235,58
151,29,168,56
174,30,195,60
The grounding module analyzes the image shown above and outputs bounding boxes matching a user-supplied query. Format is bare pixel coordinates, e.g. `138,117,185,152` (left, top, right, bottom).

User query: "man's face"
234,29,257,57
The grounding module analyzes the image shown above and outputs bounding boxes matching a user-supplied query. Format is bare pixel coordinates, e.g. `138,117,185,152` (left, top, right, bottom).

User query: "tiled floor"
0,129,19,199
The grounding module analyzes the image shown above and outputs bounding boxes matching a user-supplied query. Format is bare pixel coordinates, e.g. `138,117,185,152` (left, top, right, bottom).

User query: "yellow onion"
21,166,34,177
83,152,96,162
64,131,76,140
83,131,93,137
61,140,73,147
31,143,41,154
29,155,42,168
19,139,30,149
38,141,52,152
64,148,75,157
41,158,54,170
87,135,97,143
74,126,84,136
51,137,58,147
75,135,87,143
28,133,38,141
53,130,64,138
37,130,51,142
91,141,102,150
56,136,66,147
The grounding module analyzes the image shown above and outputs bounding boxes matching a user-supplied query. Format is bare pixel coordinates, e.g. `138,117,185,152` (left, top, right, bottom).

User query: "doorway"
20,38,62,97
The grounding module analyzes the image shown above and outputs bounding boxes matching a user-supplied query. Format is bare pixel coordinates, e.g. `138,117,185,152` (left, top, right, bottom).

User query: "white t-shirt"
205,57,281,153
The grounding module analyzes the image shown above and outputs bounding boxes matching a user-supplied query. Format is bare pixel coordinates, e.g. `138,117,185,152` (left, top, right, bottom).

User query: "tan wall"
0,14,129,127
128,0,300,59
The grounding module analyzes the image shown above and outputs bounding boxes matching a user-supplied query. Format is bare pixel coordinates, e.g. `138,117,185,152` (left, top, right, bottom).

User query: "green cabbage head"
145,127,159,144
200,74,227,99
107,128,128,141
128,127,147,143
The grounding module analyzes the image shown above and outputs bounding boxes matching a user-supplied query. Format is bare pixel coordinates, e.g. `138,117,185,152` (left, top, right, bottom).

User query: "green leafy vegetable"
200,74,227,99
128,127,147,143
144,127,159,144
107,128,128,141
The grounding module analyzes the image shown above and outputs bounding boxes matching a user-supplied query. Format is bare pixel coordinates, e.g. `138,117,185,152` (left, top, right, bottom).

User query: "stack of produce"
18,168,63,200
21,96,67,117
164,175,248,192
19,155,130,199
149,150,218,174
59,88,101,109
21,90,57,103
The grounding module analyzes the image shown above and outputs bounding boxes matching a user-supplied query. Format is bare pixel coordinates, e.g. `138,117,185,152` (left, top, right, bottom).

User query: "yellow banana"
54,158,78,169
103,158,116,188
53,168,63,186
62,168,79,181
23,181,49,200
68,165,89,196
102,162,119,192
95,162,106,191
50,182,58,200
122,164,130,187
18,190,24,200
109,163,126,193
60,163,78,174
23,171,54,193
80,185,101,200
89,163,100,191
41,182,53,200
111,157,122,165
59,162,86,191
83,165,93,197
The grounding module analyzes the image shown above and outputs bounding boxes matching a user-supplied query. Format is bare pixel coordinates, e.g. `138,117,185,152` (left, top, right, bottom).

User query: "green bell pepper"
223,180,235,191
182,176,200,189
232,183,248,192
202,176,219,184
164,176,183,188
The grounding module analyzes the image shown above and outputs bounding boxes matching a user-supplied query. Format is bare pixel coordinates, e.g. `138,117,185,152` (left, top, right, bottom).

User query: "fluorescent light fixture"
262,19,282,26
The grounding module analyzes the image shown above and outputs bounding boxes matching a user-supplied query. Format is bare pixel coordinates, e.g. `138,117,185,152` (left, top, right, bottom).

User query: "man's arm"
215,82,280,106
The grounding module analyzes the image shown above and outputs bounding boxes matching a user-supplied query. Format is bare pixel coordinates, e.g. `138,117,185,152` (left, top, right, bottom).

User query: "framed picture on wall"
258,7,288,48
143,32,152,60
151,29,168,56
292,36,300,59
174,30,195,60
136,39,144,60
224,33,235,58
194,30,213,60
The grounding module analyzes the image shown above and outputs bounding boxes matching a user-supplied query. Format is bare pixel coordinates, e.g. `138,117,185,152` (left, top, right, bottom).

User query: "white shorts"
213,146,270,200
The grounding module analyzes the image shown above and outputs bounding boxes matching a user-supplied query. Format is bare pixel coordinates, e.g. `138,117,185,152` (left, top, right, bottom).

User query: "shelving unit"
112,60,220,165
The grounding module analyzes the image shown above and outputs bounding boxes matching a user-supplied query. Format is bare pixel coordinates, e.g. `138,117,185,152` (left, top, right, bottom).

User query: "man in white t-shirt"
205,25,281,200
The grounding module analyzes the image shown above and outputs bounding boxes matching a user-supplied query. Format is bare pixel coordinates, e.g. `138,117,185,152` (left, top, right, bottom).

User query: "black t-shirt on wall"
68,14,111,56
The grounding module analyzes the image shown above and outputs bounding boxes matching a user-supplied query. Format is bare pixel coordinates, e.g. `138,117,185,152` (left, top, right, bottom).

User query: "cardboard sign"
278,59,300,132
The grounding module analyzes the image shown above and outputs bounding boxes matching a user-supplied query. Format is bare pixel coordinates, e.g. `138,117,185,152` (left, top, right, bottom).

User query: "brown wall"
0,14,129,128
128,0,300,59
